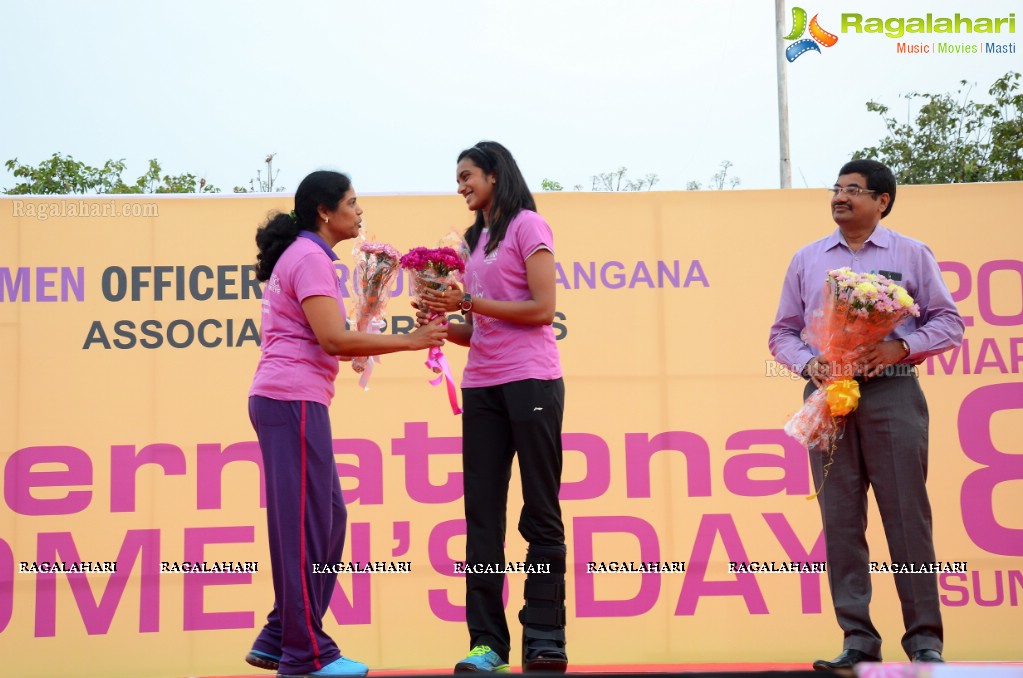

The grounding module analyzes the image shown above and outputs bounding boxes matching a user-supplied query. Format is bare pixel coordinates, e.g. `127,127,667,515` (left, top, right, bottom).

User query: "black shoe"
523,645,567,674
813,649,880,674
244,649,280,671
912,649,945,663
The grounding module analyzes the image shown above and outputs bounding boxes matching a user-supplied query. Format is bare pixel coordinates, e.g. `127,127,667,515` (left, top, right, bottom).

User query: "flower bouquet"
400,245,466,414
784,267,920,495
349,240,401,389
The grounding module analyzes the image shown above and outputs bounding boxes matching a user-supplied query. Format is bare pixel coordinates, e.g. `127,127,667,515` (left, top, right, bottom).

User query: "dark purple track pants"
249,396,346,675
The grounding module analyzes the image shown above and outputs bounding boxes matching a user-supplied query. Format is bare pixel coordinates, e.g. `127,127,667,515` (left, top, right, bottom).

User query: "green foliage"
4,154,125,194
540,178,564,191
853,71,1023,184
3,153,220,194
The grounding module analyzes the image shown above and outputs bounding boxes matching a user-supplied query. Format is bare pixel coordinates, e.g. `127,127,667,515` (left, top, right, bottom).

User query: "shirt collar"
825,223,891,251
297,230,339,261
865,224,892,248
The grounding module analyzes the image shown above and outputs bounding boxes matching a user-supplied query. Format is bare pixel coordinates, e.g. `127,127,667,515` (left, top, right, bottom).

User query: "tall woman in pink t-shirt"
421,142,567,674
246,171,446,678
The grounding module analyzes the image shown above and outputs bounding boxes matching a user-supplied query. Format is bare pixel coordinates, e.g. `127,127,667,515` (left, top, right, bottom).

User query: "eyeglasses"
829,186,878,198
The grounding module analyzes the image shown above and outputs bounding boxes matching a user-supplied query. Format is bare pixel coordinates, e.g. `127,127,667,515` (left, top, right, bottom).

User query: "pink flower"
400,246,465,277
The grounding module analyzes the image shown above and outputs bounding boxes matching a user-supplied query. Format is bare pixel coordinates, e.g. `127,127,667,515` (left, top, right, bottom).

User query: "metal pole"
775,0,793,188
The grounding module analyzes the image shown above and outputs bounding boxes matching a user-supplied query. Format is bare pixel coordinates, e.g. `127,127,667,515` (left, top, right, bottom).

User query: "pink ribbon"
357,355,380,390
353,321,384,390
425,346,462,415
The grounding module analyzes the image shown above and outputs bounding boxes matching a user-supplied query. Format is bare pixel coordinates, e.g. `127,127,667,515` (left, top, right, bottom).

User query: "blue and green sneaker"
454,645,510,673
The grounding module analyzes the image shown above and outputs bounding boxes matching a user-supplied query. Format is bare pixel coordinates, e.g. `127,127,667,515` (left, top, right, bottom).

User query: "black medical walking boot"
519,544,568,673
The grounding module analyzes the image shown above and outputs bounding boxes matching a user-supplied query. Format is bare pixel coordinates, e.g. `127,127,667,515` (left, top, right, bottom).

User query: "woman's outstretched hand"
420,284,463,315
408,315,447,349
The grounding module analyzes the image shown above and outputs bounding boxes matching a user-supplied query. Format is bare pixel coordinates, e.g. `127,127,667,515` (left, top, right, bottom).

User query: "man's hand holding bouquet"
785,267,920,496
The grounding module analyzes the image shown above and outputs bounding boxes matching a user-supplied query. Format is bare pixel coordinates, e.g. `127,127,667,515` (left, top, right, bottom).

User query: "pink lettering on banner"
183,526,255,631
974,338,1011,373
971,569,1006,607
925,338,1023,376
334,439,384,505
560,433,611,500
928,342,971,375
763,513,826,614
940,573,969,606
940,571,1023,607
428,519,464,621
573,516,660,618
676,514,767,616
0,539,12,632
34,529,161,637
939,261,975,327
392,423,462,504
328,522,371,625
958,383,1023,556
392,521,411,557
196,442,265,510
722,430,809,496
426,520,510,622
110,444,186,513
977,260,1023,327
4,446,93,516
625,432,712,498
939,259,1023,328
1010,571,1023,606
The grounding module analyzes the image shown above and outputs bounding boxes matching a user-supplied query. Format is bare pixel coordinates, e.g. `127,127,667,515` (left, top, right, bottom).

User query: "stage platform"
197,662,1023,678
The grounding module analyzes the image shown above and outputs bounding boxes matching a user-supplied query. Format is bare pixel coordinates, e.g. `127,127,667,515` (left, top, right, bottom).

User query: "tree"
4,154,126,194
233,153,285,193
853,70,1023,184
3,153,219,194
709,160,741,190
129,159,220,194
590,167,659,191
540,178,564,191
685,160,741,191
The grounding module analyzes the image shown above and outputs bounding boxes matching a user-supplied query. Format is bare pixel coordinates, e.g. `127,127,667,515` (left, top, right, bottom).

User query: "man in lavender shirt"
769,159,964,673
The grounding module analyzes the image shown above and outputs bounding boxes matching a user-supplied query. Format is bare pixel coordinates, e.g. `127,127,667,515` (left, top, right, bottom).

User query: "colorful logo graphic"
784,7,839,61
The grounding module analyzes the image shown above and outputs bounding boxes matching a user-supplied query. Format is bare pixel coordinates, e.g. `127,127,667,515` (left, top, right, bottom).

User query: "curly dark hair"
253,170,351,282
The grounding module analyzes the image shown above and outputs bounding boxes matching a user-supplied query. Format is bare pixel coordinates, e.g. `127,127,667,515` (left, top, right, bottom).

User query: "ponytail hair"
458,141,535,255
254,170,352,281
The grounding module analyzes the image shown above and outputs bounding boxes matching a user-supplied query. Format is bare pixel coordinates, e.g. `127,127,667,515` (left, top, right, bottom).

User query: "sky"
1,0,1019,195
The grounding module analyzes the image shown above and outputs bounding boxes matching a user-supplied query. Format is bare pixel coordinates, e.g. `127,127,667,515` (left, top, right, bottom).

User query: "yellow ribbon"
806,379,860,500
825,378,860,417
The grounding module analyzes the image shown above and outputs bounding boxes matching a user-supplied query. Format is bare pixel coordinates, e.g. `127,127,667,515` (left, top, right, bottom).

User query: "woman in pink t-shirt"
246,171,445,678
421,142,567,674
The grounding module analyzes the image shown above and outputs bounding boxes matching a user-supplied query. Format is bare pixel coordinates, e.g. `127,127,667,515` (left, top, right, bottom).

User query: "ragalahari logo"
784,7,839,61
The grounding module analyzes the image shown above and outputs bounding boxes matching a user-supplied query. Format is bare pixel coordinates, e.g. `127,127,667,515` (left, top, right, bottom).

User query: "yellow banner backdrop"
1,184,1020,678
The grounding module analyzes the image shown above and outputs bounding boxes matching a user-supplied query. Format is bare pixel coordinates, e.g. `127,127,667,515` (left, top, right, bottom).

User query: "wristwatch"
899,339,911,358
460,294,473,315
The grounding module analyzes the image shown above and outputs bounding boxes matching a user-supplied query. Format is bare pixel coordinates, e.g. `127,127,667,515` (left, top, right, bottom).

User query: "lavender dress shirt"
769,224,965,375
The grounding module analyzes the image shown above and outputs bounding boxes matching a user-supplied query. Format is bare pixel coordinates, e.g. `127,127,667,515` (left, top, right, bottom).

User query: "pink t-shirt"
249,233,346,406
462,210,562,388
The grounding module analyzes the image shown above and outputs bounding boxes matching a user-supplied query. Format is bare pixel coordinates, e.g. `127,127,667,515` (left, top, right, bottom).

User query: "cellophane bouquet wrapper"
350,240,401,388
784,267,920,449
400,245,466,413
